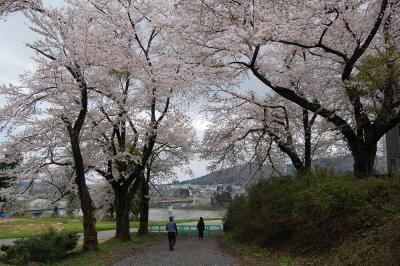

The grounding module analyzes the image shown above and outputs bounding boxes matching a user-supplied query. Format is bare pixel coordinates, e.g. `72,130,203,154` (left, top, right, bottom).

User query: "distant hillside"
182,156,387,185
286,155,386,175
180,164,273,185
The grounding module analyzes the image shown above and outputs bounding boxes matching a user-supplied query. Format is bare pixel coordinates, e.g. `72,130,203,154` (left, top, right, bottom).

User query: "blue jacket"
166,221,178,233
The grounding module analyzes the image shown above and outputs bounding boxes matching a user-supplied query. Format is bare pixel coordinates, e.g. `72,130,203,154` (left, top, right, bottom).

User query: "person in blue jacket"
166,216,178,251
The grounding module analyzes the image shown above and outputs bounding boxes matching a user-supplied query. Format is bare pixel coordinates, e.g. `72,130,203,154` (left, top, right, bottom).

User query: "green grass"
224,233,340,266
0,216,220,239
53,233,160,266
223,234,329,266
224,234,271,258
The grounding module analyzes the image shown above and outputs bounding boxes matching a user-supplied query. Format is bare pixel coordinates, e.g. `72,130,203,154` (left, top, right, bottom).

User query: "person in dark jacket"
197,217,205,239
166,216,178,250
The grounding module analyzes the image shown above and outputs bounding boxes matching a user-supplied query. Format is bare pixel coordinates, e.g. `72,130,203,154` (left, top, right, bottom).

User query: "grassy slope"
54,233,160,266
223,234,331,266
223,216,400,266
0,217,219,239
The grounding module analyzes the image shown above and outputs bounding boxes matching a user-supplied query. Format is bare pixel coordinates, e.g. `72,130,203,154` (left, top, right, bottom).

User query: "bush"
224,174,400,251
0,228,79,265
224,177,299,246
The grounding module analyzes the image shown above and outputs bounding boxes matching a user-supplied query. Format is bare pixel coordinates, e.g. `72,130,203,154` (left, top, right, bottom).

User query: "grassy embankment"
0,233,161,266
224,234,330,266
223,173,400,266
224,219,400,266
0,217,219,239
53,233,160,266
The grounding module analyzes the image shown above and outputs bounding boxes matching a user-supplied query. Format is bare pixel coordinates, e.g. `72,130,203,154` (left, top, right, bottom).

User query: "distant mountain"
286,155,386,175
182,156,387,186
180,164,274,185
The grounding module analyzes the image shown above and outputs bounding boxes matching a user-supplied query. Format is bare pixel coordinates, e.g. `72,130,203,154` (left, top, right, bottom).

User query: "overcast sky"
0,3,268,181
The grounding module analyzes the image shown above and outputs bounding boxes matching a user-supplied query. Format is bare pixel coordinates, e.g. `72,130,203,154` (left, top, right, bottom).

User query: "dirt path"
113,236,241,266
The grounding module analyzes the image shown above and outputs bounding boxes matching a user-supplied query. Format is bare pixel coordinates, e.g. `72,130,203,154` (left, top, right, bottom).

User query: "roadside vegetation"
224,172,400,265
1,229,78,265
53,233,159,266
0,231,158,266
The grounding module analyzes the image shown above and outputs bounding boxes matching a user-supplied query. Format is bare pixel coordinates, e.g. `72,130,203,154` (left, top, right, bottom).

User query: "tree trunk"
112,170,145,240
77,180,98,250
138,181,150,234
303,109,312,171
114,189,131,240
70,132,98,251
276,142,306,175
352,143,377,177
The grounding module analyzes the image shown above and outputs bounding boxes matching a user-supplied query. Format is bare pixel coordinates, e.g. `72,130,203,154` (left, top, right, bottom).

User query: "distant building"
386,125,400,174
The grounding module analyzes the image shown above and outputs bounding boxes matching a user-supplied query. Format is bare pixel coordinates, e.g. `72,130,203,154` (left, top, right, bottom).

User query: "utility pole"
386,125,400,175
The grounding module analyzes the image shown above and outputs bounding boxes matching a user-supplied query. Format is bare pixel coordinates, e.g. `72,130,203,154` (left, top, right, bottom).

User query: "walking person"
197,217,205,239
166,216,178,251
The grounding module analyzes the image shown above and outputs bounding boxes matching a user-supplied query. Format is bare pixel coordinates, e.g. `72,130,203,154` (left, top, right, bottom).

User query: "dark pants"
168,232,176,250
198,229,204,238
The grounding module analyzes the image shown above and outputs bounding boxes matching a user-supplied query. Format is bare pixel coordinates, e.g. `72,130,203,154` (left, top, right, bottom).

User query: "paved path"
0,220,223,246
113,237,240,266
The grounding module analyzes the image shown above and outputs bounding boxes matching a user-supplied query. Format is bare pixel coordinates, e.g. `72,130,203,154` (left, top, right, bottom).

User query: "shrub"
225,177,299,246
224,174,400,251
223,195,248,232
0,228,79,265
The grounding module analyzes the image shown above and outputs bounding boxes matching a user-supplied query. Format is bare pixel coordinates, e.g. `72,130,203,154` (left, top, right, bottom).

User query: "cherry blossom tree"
86,80,195,239
1,0,198,243
0,0,44,18
66,0,197,240
177,0,400,177
138,116,195,234
0,3,101,250
201,87,342,176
